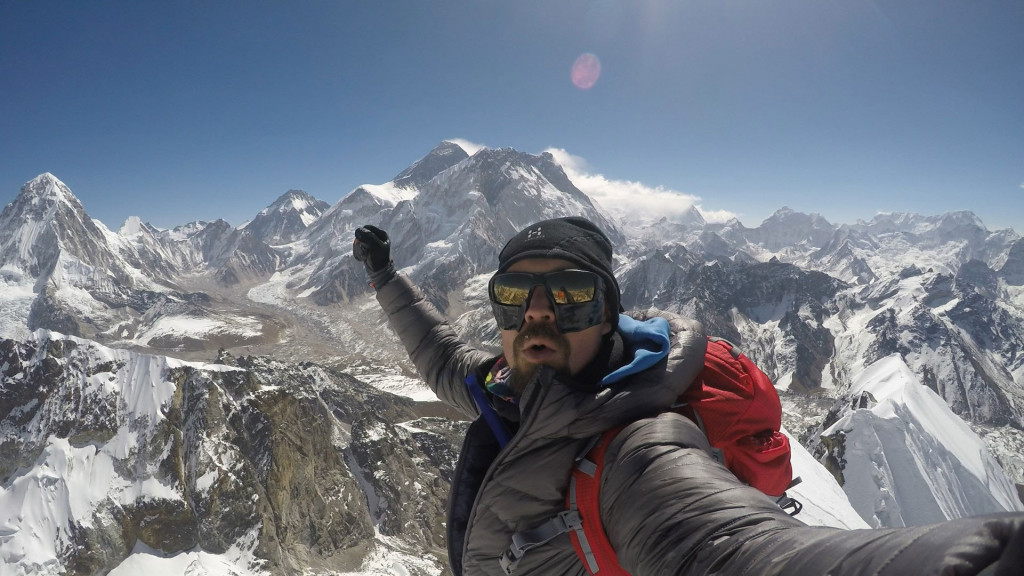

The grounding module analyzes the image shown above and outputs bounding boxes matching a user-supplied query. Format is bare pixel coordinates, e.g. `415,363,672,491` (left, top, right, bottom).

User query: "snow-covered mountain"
391,140,469,190
817,354,1023,527
2,142,1024,574
241,189,330,245
0,175,335,356
291,144,622,311
0,173,136,284
0,173,169,342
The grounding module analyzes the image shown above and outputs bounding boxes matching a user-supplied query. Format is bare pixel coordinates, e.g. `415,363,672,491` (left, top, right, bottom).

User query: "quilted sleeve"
374,273,494,418
600,412,1023,576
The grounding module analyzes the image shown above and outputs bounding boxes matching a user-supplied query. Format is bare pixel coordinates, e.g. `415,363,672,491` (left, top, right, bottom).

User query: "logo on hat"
526,227,544,241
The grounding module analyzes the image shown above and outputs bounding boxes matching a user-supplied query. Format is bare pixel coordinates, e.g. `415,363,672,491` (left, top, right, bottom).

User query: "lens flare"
571,53,601,90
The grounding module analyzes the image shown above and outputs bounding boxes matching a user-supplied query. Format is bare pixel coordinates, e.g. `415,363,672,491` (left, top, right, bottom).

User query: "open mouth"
514,323,569,367
520,338,561,363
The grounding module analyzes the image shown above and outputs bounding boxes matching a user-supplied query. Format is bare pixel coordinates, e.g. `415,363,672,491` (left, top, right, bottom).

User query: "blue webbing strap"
466,374,512,448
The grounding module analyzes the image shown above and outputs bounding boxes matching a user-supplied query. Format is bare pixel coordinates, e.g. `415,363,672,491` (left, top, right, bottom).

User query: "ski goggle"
488,269,606,333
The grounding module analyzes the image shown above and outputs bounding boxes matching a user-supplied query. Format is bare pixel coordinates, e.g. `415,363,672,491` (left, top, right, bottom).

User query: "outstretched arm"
601,412,1023,576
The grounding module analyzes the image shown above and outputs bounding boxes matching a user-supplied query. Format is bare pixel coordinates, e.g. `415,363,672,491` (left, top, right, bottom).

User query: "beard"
508,322,571,395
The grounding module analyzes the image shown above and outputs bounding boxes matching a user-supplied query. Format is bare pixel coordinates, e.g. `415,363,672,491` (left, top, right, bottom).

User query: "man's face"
498,258,613,392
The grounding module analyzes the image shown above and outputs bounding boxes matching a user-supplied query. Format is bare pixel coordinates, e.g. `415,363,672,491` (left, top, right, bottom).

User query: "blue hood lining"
600,314,671,386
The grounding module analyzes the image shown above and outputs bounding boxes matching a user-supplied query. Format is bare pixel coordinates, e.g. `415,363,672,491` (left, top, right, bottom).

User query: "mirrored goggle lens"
490,270,598,306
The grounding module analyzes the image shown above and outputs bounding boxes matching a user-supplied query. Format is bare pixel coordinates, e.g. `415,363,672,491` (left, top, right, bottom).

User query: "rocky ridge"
0,332,463,575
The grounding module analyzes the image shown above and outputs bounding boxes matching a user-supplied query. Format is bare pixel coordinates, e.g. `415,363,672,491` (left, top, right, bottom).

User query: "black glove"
353,225,396,288
978,521,1024,576
995,522,1024,576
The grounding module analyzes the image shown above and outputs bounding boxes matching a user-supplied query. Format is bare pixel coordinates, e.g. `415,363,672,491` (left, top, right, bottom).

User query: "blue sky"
1,1,1022,232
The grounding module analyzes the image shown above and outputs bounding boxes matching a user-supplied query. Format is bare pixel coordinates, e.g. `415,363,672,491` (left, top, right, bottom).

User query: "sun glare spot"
571,53,601,90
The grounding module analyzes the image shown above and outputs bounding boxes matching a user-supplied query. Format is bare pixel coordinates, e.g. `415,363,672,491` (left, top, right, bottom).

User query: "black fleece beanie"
496,217,622,331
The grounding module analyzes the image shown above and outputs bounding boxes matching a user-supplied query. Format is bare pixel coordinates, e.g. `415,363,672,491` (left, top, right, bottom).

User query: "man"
353,216,1023,575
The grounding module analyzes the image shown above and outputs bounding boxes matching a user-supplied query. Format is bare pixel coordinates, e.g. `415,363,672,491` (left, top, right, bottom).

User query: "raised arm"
354,225,493,417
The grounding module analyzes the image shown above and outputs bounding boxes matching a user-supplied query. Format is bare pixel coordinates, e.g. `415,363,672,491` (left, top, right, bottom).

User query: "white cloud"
448,138,486,156
544,148,735,224
699,209,739,224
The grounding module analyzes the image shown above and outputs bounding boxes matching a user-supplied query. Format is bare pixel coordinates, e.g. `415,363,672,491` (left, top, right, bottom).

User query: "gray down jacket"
374,273,1024,576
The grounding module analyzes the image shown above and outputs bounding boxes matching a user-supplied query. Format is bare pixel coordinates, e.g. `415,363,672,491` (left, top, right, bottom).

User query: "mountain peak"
261,189,326,216
392,141,470,189
764,206,829,225
937,210,986,231
244,190,330,244
441,146,591,209
29,171,61,185
19,173,81,209
863,210,989,238
436,140,468,156
2,174,89,229
752,207,835,251
0,173,132,285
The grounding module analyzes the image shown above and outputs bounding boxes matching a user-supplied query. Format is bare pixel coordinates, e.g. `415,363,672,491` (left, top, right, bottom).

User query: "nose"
522,286,555,325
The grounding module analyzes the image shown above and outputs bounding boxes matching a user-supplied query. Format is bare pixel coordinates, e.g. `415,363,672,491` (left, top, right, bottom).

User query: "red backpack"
673,336,793,496
498,337,798,576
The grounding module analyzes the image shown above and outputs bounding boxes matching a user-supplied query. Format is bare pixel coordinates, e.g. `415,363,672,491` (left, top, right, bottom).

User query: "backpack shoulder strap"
567,427,630,576
498,430,630,575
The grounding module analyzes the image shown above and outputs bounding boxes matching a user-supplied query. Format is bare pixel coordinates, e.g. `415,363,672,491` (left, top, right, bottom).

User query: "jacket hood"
601,314,673,386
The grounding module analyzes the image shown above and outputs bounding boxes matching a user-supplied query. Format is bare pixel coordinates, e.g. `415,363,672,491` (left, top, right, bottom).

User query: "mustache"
509,322,571,394
513,322,569,349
